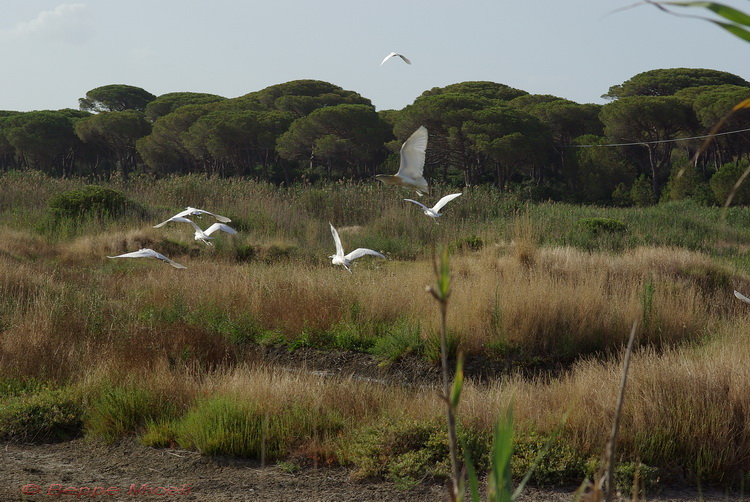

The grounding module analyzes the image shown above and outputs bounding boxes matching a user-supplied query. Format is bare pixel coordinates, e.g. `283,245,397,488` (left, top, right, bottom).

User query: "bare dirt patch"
1,437,745,501
1,437,449,501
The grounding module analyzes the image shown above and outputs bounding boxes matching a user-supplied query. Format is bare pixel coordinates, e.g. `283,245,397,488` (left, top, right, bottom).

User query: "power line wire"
562,127,750,148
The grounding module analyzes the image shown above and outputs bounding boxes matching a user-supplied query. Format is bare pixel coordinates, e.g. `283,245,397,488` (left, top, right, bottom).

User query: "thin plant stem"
430,245,462,500
441,299,461,499
601,319,639,501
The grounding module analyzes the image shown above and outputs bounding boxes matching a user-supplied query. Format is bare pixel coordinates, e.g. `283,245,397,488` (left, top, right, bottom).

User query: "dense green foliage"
347,418,491,487
1,69,750,205
0,384,82,442
46,185,132,220
78,84,157,113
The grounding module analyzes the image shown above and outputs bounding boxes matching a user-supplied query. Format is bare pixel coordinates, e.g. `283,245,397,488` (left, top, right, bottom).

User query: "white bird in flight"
380,52,411,66
153,207,231,229
328,223,386,273
404,193,462,223
375,125,429,195
107,248,186,269
734,290,750,304
158,216,237,245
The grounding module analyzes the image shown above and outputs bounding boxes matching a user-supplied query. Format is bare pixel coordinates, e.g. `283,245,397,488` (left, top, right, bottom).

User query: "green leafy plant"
369,318,423,364
176,395,345,461
427,245,463,499
346,417,490,486
46,185,132,221
645,1,750,42
0,386,83,442
575,217,628,235
85,384,176,443
630,175,657,207
614,461,660,496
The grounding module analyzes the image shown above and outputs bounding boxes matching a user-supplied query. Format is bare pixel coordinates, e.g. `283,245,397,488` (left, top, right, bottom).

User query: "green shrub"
140,418,180,448
0,377,48,398
661,158,712,205
575,217,627,235
176,395,344,460
615,461,660,496
47,185,131,220
710,160,750,205
423,329,461,365
326,321,377,352
0,387,83,442
611,182,632,207
513,431,586,486
177,396,262,457
452,235,484,253
85,384,176,443
369,318,423,364
568,216,630,252
631,175,657,207
233,244,256,262
347,418,490,485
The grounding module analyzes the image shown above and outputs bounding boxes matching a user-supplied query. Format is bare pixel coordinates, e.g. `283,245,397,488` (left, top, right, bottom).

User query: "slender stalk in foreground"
599,320,639,502
428,246,462,500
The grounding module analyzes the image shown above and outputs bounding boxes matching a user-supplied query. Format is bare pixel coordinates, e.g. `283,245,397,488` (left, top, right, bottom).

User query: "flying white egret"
375,126,429,195
404,193,462,223
735,290,750,304
159,216,237,245
107,248,186,269
154,207,231,228
380,52,411,66
328,223,386,273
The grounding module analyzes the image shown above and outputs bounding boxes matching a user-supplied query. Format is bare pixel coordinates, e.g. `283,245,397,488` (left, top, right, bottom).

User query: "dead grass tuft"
59,229,164,264
0,227,58,261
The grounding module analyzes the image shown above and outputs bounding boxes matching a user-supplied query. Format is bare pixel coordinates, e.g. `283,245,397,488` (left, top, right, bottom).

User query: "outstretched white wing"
329,223,345,258
396,53,411,64
735,290,750,304
154,207,230,228
345,248,386,261
404,198,429,211
431,193,462,213
186,207,231,223
397,126,428,180
108,249,156,259
164,216,201,231
107,248,186,269
203,223,237,236
380,52,411,66
153,218,176,229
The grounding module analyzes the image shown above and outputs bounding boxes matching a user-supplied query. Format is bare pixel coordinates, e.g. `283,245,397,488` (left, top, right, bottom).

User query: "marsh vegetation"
2,172,750,494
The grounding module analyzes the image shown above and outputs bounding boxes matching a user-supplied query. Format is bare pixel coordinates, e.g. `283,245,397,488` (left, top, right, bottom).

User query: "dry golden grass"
450,320,750,483
1,231,739,383
59,228,164,264
0,228,58,261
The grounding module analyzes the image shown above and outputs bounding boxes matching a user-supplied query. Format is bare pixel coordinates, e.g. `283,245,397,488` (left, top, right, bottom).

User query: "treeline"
1,67,750,205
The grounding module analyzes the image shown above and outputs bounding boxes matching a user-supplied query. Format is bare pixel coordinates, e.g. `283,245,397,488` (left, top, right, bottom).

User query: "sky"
1,0,749,113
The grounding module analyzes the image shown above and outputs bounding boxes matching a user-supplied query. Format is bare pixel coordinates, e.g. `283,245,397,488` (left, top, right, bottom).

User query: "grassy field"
2,171,750,492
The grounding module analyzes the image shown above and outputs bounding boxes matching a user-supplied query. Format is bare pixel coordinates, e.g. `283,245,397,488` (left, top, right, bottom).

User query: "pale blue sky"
1,1,748,112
